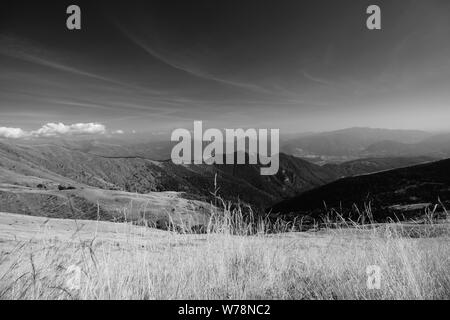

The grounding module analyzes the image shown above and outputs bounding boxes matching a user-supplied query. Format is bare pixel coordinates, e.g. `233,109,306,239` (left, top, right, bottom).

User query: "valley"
1,126,450,230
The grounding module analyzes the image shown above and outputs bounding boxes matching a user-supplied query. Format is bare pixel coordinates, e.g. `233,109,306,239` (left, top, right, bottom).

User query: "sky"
1,0,450,138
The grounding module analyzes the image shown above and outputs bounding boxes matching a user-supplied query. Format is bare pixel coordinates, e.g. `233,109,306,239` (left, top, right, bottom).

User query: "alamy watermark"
65,265,81,291
171,121,279,176
366,265,382,290
65,5,381,31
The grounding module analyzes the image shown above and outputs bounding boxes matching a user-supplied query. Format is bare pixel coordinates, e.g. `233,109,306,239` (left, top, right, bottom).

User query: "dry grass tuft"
0,198,448,300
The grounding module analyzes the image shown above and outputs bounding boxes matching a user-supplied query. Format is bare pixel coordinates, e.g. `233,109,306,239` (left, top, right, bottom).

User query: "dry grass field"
0,210,449,300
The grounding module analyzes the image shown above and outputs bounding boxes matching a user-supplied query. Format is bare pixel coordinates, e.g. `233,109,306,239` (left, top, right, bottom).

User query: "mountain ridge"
270,158,450,222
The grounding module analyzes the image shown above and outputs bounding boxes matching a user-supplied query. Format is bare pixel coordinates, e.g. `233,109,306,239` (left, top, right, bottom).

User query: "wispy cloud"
301,70,334,87
115,25,269,94
0,35,166,96
0,35,113,82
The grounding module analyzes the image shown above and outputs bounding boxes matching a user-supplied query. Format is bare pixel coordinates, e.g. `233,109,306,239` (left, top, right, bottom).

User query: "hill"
0,185,212,230
270,158,450,222
364,133,450,158
281,127,431,159
323,156,435,177
0,140,339,215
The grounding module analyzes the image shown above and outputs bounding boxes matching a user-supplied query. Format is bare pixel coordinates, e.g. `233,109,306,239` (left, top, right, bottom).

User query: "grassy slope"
0,185,213,230
0,212,448,300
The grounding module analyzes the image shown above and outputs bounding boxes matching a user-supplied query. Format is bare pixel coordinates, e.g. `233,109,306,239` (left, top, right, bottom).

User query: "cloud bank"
33,122,106,136
0,122,109,139
0,127,28,139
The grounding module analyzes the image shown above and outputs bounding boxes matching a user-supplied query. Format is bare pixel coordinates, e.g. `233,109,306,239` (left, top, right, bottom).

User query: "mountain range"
1,127,449,229
280,127,450,164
